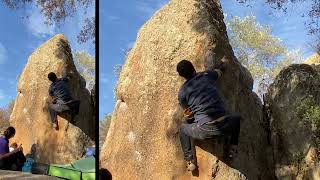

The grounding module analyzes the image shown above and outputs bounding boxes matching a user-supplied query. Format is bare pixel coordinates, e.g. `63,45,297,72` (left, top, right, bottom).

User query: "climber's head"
3,126,15,139
177,60,196,80
48,72,57,82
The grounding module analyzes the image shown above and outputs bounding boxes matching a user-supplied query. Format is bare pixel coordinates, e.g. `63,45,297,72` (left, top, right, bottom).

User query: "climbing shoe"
52,123,59,130
228,145,238,158
52,123,57,129
186,161,197,171
223,144,238,162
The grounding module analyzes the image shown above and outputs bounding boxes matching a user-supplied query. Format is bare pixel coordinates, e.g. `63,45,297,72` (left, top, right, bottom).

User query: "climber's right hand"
218,56,228,72
183,107,193,118
52,97,57,104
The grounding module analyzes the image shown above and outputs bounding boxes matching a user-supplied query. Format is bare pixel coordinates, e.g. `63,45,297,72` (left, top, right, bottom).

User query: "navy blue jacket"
178,70,225,124
49,76,73,104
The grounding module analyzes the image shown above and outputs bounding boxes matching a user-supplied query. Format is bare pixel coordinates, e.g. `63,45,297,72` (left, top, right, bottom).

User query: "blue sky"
0,2,95,109
99,0,316,120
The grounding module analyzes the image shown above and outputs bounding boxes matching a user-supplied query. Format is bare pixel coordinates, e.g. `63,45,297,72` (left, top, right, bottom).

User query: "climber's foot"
224,144,238,162
186,161,197,171
228,145,238,158
52,123,59,130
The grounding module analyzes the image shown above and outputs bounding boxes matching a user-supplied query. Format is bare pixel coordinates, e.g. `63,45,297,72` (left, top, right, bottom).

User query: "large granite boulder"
100,0,274,179
9,34,94,164
265,62,320,179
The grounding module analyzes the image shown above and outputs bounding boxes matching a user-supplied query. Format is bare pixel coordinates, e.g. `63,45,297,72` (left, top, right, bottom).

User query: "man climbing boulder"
47,69,80,130
177,50,241,171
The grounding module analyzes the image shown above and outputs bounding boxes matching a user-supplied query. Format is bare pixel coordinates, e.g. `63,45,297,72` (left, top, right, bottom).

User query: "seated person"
0,127,25,171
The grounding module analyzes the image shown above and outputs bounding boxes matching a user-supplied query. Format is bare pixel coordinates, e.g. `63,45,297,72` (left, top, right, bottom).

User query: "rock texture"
265,63,320,179
9,34,94,164
100,0,274,179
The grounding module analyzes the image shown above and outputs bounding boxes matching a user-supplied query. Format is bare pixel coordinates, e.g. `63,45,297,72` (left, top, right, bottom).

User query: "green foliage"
292,151,305,167
297,97,320,148
74,51,95,90
228,16,285,60
99,114,112,150
236,0,320,39
227,15,302,96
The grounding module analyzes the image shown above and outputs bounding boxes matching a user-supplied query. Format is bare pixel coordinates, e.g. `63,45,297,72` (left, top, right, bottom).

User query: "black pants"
48,102,70,124
0,151,26,171
179,115,240,161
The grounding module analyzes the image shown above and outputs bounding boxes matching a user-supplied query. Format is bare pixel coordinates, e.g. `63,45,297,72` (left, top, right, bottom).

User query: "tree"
0,99,15,131
99,114,112,150
227,15,302,96
236,0,320,53
78,16,95,44
73,51,95,90
1,0,95,44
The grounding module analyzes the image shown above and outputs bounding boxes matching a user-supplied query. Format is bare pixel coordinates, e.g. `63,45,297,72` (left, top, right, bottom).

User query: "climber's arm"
61,67,74,82
178,91,194,119
214,58,227,79
204,50,227,79
178,91,188,110
48,85,57,103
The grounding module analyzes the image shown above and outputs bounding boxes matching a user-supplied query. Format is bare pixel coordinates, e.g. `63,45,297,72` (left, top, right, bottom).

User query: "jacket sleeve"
48,85,54,97
206,70,219,81
178,90,188,109
61,67,70,82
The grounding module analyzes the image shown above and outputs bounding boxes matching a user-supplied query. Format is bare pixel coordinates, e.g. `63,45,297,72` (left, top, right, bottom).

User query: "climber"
47,69,80,130
0,126,26,171
177,50,240,171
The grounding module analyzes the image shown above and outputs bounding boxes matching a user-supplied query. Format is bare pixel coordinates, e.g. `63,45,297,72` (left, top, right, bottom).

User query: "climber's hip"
180,114,240,140
48,102,70,113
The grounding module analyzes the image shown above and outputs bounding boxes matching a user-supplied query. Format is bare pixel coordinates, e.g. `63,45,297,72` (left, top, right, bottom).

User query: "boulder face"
100,0,274,179
265,63,320,179
9,34,94,164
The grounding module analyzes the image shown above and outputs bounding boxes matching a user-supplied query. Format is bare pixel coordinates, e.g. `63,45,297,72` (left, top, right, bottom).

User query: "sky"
0,2,95,109
99,0,316,120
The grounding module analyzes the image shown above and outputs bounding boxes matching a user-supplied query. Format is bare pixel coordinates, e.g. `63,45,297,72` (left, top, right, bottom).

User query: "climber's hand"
183,107,193,118
185,117,194,124
213,55,228,78
52,97,57,104
205,50,214,59
221,56,228,63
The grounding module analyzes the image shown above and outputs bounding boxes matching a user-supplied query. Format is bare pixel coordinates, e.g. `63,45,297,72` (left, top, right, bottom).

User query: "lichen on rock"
266,63,320,179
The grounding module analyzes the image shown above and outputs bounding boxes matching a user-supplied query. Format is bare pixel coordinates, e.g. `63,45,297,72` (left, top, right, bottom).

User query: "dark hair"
99,168,112,180
176,60,196,79
4,126,15,139
48,72,57,82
